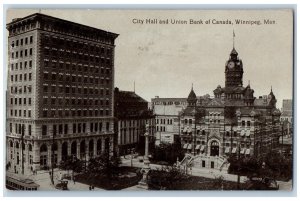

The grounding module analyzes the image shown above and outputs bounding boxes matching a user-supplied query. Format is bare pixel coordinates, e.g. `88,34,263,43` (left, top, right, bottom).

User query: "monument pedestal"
137,158,150,189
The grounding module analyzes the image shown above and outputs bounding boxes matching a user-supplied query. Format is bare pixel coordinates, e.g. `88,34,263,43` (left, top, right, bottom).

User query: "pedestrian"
89,186,91,191
92,185,94,190
73,177,76,184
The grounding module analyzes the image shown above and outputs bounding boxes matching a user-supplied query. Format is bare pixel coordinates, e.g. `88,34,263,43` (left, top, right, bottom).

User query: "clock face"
228,61,235,69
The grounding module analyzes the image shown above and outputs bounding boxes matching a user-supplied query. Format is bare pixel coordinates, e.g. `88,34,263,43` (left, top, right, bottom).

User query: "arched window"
28,144,32,152
40,144,48,152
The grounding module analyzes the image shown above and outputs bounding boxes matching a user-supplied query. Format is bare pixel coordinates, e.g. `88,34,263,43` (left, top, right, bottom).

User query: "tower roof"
230,47,238,56
187,87,197,100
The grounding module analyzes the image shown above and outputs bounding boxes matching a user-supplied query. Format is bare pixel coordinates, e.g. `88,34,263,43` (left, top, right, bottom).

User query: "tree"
228,151,292,181
87,152,121,178
148,165,187,190
59,156,83,178
152,141,184,165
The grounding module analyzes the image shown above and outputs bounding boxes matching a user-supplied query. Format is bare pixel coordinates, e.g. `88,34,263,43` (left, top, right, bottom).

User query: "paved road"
24,169,104,191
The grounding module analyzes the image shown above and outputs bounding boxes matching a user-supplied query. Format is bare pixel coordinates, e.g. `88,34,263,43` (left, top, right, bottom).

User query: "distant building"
179,47,282,169
281,99,293,123
6,13,118,173
151,97,187,145
114,88,155,155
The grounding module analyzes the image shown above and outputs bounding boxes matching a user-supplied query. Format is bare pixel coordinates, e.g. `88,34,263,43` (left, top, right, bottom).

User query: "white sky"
6,9,293,108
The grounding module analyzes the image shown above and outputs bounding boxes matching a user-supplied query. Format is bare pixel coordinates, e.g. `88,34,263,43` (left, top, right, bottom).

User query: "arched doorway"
51,143,58,167
89,140,94,158
97,139,102,155
61,142,68,161
80,140,86,159
210,141,219,156
105,138,109,153
40,144,48,168
71,141,77,157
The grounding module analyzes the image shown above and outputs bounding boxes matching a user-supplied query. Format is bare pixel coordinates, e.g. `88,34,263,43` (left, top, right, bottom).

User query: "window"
28,98,31,105
28,110,31,117
29,73,32,81
90,123,94,132
247,121,251,127
83,123,86,132
106,122,110,131
53,125,57,136
242,121,245,127
28,125,32,135
73,124,76,133
64,124,68,134
42,125,47,135
30,36,33,43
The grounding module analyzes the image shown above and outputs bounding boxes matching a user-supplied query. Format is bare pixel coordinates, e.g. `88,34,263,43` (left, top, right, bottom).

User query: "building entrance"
210,141,219,156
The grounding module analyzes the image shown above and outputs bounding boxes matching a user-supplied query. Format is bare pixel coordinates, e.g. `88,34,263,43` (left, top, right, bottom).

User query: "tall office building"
6,13,118,173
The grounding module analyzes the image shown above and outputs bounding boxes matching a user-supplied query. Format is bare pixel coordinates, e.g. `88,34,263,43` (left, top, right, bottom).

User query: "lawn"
76,166,142,190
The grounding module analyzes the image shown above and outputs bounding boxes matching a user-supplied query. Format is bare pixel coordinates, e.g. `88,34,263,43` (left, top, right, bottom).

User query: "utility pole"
51,128,55,185
281,123,284,153
21,124,25,175
193,106,197,156
237,144,241,190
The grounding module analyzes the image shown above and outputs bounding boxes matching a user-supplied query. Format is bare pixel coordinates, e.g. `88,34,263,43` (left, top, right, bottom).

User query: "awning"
232,148,237,153
240,130,245,136
187,144,192,149
200,145,205,151
246,130,251,137
225,147,231,153
240,148,245,154
195,145,201,150
245,149,250,155
183,144,188,149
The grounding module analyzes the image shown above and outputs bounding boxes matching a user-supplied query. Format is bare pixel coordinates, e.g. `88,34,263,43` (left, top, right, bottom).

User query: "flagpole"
233,29,235,48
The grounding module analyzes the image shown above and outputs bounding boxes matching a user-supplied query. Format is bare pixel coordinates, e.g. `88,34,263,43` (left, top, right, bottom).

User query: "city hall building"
180,47,282,169
6,13,118,173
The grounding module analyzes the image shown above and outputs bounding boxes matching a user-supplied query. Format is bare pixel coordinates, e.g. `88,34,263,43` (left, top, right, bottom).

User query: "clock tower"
225,48,244,88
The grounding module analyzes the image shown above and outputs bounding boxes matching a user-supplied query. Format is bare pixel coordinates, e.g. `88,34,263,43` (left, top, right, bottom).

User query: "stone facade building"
151,97,187,145
6,13,118,173
180,47,281,169
114,88,155,155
